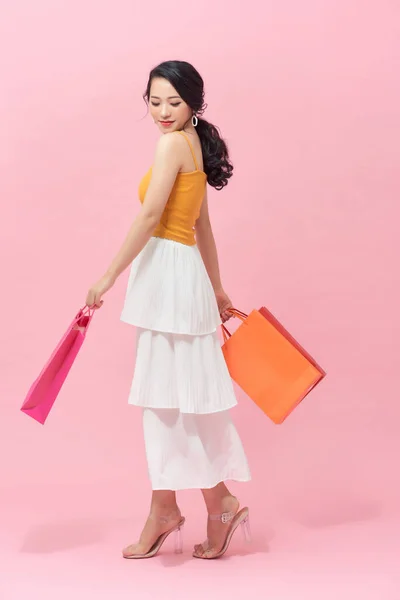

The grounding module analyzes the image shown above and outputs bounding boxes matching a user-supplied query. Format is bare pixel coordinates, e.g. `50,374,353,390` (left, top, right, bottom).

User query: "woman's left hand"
215,288,234,324
85,273,116,309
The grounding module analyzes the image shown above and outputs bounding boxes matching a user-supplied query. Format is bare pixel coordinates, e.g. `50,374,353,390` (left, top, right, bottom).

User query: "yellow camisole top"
138,131,207,246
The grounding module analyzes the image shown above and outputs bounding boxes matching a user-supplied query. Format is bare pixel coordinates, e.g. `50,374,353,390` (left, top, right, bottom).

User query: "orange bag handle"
228,308,248,319
221,308,249,343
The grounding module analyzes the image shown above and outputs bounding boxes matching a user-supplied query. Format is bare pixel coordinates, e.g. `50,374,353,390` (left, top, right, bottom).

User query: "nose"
160,106,171,119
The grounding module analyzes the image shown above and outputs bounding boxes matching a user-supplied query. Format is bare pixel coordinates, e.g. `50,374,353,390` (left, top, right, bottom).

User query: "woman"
86,60,251,560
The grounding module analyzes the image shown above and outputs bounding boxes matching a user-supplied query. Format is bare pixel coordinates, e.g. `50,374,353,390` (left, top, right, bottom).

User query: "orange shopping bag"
221,308,326,424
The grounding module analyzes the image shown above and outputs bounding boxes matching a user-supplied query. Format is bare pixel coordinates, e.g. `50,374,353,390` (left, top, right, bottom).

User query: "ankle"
149,505,181,521
206,494,238,515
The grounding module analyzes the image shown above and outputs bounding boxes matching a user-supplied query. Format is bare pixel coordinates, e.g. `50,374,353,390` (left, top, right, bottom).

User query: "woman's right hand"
85,272,116,309
214,288,234,324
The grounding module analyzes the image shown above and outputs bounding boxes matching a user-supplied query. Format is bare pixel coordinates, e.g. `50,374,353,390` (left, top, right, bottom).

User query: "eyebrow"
150,95,181,100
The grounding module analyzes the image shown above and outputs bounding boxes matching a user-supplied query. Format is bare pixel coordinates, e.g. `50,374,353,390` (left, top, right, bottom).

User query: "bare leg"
193,482,240,558
122,490,182,557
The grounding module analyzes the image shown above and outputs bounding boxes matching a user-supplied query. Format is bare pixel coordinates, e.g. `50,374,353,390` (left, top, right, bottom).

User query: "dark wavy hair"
143,60,233,190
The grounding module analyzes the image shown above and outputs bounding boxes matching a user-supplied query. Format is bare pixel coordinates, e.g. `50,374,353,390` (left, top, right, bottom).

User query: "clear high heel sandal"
123,516,185,559
193,507,251,559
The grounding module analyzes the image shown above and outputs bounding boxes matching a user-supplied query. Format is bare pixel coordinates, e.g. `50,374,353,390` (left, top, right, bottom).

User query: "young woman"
85,60,251,560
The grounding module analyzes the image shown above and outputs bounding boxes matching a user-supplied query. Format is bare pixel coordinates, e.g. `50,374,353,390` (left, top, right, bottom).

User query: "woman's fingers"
86,273,115,309
94,296,103,309
86,288,104,309
221,310,233,323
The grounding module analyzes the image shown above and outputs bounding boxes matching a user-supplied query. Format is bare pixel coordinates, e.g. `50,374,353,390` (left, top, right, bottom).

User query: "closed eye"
151,102,181,107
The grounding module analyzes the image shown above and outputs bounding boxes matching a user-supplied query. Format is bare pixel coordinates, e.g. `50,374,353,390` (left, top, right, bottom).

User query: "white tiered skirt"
121,236,251,490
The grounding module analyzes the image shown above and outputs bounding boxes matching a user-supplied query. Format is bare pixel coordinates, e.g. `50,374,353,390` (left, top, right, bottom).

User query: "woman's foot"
193,494,240,558
122,506,182,558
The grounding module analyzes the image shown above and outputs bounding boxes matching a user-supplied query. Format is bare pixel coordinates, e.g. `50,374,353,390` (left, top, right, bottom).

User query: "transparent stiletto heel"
240,514,252,543
174,522,184,554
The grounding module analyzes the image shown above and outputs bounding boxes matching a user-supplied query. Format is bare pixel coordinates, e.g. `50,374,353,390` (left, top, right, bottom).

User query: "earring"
191,114,198,127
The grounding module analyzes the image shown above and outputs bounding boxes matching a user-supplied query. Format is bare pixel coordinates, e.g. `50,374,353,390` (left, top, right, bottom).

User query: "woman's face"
149,77,192,133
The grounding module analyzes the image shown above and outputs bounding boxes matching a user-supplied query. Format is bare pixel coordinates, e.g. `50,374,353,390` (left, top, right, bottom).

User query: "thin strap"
178,130,199,170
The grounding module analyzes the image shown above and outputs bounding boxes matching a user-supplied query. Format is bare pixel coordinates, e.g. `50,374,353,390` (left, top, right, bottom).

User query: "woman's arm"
106,134,182,280
195,187,234,323
196,187,222,292
195,186,224,292
85,133,182,307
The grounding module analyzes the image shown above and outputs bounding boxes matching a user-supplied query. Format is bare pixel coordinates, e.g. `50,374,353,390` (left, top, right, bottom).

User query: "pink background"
1,1,399,598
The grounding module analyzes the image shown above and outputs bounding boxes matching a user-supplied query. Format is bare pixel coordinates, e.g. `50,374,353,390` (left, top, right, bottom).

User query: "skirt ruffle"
142,407,251,490
128,327,238,414
120,237,222,335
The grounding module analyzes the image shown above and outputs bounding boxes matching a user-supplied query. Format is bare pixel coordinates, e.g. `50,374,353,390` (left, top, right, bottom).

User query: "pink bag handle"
73,304,97,332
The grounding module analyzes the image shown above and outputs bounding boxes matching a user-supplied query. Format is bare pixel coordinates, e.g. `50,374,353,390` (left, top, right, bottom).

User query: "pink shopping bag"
21,304,96,424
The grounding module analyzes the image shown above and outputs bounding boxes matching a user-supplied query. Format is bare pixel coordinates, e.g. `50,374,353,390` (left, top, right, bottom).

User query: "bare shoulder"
153,132,184,171
155,131,184,153
155,132,185,169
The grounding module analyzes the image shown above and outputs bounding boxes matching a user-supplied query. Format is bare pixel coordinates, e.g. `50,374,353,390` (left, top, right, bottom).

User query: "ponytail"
196,118,233,190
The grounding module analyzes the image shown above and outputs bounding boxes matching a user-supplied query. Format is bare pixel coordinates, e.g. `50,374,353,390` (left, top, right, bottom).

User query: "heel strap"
209,511,235,524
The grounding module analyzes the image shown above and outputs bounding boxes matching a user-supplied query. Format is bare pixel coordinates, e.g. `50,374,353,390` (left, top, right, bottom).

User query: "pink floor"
2,481,399,600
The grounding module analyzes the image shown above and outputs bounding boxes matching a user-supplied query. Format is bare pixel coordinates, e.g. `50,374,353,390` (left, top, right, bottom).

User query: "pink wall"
1,0,399,529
